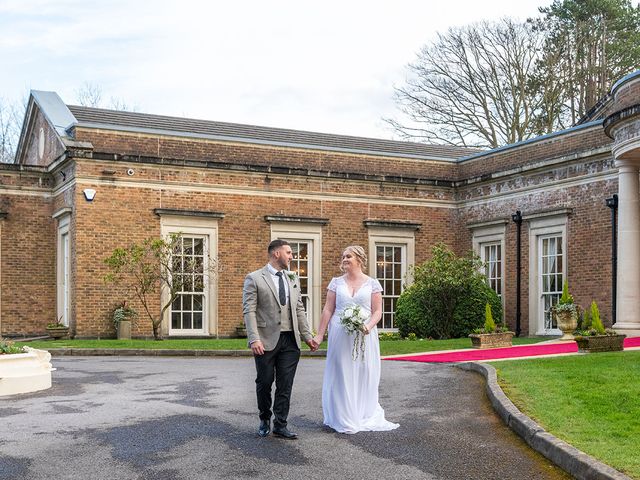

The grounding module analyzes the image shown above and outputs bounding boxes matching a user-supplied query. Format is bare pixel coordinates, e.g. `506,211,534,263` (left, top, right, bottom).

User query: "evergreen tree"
537,0,640,123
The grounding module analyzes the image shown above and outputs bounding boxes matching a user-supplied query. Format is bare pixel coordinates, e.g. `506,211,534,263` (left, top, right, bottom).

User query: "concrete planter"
116,320,132,340
469,332,514,349
575,334,626,353
236,325,247,338
0,347,54,396
46,326,69,339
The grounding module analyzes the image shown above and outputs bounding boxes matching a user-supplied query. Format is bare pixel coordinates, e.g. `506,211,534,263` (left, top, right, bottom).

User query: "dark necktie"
276,272,286,306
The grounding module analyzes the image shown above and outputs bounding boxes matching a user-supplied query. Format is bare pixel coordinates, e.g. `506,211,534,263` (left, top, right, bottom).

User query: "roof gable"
15,91,76,166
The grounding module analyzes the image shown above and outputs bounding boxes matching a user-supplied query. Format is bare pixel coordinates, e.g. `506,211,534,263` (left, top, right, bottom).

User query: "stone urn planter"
554,309,578,341
469,331,514,349
236,325,247,338
45,325,69,339
0,347,54,396
116,319,132,340
575,334,626,353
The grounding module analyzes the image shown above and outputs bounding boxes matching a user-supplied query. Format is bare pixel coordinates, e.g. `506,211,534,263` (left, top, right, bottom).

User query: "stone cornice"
467,218,509,230
522,208,573,221
363,219,421,230
153,208,225,219
603,104,640,139
264,215,329,225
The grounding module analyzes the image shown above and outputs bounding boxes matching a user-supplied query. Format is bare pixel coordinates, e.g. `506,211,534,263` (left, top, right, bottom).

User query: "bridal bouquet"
339,303,369,361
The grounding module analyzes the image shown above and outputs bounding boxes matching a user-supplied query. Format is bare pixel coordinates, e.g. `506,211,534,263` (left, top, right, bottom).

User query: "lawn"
17,336,546,356
492,351,640,479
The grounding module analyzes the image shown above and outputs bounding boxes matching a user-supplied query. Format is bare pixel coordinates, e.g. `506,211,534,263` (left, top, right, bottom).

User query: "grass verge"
17,336,546,356
492,351,640,479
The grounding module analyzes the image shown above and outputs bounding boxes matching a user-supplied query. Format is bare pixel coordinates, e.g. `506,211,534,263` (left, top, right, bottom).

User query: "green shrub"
579,306,592,330
395,283,432,338
559,279,574,305
395,243,503,339
590,301,605,335
0,337,26,354
378,331,402,341
484,303,496,333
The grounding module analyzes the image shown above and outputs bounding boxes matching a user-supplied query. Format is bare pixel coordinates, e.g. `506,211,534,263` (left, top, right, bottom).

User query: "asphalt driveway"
0,357,570,479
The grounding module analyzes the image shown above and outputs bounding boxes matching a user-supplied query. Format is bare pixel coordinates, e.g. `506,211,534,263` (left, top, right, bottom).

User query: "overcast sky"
1,0,547,139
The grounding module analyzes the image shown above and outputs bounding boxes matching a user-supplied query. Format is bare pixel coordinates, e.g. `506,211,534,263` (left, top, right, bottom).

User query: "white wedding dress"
322,275,400,434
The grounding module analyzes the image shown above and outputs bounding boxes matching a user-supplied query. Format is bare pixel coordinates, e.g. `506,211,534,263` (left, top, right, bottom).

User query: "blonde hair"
340,245,367,272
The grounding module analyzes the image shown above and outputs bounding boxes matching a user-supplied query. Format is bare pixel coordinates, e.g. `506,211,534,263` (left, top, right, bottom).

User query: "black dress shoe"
258,420,270,437
272,426,298,439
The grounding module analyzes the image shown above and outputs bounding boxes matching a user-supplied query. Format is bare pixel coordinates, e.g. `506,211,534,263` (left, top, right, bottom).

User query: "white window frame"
471,221,506,317
367,227,416,332
53,208,72,327
160,215,219,337
528,212,568,336
271,223,322,332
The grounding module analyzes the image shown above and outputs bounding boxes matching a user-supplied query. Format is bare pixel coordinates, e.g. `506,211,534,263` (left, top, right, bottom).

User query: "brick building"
3,70,640,339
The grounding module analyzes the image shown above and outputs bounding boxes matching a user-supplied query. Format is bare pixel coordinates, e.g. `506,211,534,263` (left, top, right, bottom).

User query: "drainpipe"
511,211,523,337
606,195,618,325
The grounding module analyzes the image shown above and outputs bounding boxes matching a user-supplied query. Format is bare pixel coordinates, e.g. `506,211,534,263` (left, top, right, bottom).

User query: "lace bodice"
328,275,383,320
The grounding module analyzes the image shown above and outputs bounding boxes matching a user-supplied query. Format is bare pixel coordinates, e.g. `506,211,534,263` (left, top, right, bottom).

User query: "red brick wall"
0,105,624,338
0,171,56,336
457,161,617,334
70,158,457,337
73,128,459,181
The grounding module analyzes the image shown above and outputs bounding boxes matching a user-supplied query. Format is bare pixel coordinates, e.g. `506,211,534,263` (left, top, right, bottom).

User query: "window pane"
193,312,203,329
540,235,563,331
172,312,181,329
169,235,208,332
374,244,406,330
193,296,202,312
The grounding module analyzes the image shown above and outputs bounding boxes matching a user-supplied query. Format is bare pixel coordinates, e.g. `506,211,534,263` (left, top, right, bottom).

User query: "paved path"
0,357,570,480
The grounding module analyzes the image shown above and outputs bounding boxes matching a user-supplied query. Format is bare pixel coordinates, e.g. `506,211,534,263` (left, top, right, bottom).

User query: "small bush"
590,301,605,335
0,338,26,355
579,307,592,331
558,279,574,305
395,283,432,338
378,332,402,341
395,243,503,339
484,303,496,333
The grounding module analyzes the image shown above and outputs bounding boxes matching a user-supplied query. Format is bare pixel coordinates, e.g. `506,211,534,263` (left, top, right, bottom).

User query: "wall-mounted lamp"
83,188,97,202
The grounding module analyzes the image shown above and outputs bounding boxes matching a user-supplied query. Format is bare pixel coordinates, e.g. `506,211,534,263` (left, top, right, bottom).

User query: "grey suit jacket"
242,266,313,351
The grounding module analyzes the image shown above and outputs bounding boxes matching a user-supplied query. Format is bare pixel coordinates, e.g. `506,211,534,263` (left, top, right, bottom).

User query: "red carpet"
384,336,640,363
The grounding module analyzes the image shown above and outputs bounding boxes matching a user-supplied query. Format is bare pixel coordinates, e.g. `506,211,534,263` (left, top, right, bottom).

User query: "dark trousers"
254,332,300,429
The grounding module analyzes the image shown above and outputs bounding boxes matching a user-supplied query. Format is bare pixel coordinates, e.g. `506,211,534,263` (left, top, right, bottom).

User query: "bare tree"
75,81,138,111
387,19,559,148
0,83,136,164
104,234,220,340
75,82,104,107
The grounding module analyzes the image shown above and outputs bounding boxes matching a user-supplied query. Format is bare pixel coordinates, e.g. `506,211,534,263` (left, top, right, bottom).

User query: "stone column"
614,159,640,330
604,70,640,332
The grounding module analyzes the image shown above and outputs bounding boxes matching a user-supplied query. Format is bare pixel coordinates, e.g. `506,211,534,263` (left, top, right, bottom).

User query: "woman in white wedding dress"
313,246,399,434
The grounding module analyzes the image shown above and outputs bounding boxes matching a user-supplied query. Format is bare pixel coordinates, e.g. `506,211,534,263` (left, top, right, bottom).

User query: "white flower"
339,303,367,361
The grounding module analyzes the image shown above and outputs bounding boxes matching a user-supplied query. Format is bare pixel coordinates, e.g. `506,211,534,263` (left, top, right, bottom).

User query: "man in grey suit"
243,239,318,439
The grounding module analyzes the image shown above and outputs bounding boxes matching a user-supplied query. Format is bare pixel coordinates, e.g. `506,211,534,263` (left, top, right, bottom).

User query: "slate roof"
67,105,481,161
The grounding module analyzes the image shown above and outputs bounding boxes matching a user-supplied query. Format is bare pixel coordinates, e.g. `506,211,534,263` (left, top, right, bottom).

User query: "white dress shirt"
267,263,290,304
